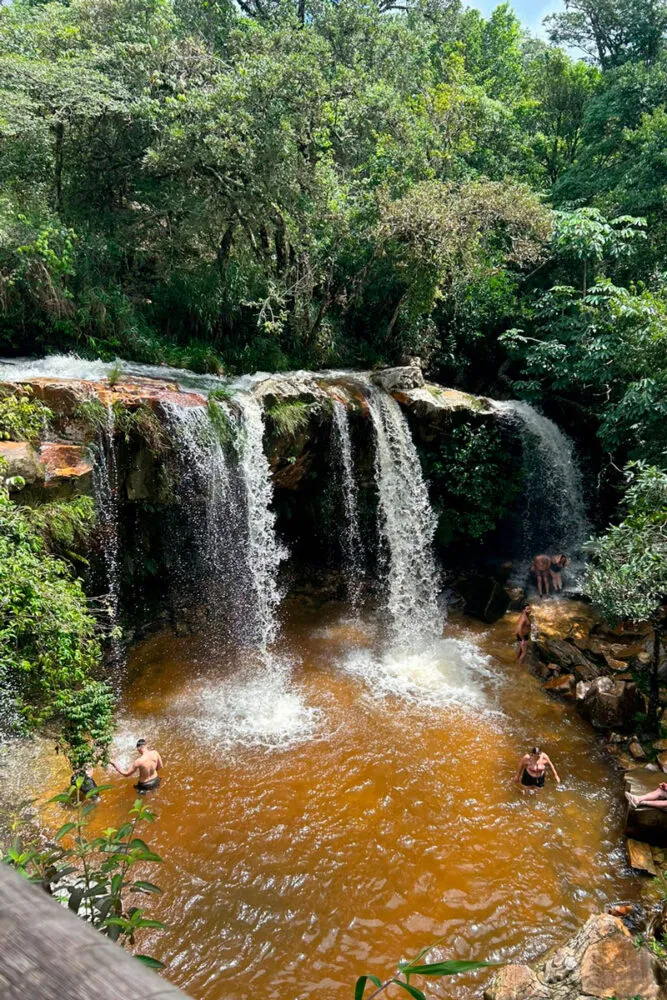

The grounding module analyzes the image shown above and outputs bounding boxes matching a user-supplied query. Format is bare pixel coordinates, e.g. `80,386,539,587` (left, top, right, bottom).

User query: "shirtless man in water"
515,604,533,663
514,746,561,791
531,554,552,597
111,739,163,792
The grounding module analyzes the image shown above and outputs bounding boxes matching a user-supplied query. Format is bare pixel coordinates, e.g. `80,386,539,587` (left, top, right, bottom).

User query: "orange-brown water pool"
36,600,638,999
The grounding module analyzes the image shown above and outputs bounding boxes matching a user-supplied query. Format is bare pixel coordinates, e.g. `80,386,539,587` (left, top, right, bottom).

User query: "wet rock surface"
576,676,646,731
485,913,667,1000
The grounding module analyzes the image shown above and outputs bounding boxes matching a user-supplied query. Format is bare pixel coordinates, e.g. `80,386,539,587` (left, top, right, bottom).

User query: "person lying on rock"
515,604,533,664
110,738,163,793
627,782,667,809
514,746,561,790
531,554,551,597
550,554,568,593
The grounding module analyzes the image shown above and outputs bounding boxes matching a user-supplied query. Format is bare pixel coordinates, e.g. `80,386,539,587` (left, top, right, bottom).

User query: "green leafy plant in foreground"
355,940,497,1000
2,781,165,969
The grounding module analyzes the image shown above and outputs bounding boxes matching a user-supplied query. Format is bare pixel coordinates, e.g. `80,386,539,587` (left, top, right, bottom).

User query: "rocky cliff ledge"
485,912,667,1000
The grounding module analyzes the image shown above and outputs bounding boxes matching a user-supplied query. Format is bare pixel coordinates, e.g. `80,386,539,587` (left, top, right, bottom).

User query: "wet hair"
531,746,541,755
136,738,147,748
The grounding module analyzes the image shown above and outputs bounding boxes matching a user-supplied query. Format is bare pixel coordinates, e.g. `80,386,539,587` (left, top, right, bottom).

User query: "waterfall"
331,400,364,609
91,404,122,664
494,400,590,577
363,384,442,645
165,400,246,639
233,394,287,652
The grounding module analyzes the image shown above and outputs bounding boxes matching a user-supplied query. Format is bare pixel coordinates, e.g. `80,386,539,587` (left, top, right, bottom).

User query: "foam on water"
341,636,498,709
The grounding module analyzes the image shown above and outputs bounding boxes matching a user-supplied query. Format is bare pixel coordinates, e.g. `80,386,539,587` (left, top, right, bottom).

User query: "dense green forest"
0,0,665,470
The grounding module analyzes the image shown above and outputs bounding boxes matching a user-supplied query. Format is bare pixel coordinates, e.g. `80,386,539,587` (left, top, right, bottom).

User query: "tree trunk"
648,623,662,734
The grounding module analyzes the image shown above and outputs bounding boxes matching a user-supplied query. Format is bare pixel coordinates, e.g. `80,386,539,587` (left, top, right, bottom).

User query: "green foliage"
268,400,311,440
27,494,96,561
2,786,164,964
585,463,667,624
420,421,519,545
0,466,114,764
355,939,496,1000
206,398,234,446
0,386,51,442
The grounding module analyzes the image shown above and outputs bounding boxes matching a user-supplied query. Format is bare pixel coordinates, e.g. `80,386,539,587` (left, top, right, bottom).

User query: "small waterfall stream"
494,400,590,579
364,383,442,645
91,404,122,667
331,400,364,610
234,395,287,652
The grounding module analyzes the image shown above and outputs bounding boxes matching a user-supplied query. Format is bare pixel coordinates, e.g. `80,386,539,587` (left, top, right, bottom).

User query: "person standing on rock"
110,739,163,793
550,554,568,593
531,554,552,597
514,746,561,790
515,604,533,663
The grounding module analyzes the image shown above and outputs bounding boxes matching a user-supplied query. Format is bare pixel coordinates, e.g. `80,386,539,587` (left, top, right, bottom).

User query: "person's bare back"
111,739,163,792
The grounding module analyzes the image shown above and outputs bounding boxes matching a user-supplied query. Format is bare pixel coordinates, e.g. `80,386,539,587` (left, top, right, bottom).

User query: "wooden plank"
0,863,191,1000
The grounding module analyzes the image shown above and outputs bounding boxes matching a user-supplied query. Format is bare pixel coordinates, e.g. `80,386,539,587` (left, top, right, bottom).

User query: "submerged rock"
485,913,667,1000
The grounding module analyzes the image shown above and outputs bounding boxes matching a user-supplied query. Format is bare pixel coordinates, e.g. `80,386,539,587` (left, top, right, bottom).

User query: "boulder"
535,637,601,681
457,575,510,624
392,384,493,429
39,443,93,497
627,837,657,875
371,365,425,393
485,913,667,1000
625,767,667,846
629,739,647,760
544,673,575,697
576,676,645,731
0,441,44,485
484,965,550,1000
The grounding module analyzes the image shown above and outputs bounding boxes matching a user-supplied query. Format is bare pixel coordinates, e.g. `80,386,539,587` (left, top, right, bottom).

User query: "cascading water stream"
331,400,364,610
493,400,590,581
164,400,247,639
91,403,122,668
364,384,442,645
164,389,316,746
233,394,287,653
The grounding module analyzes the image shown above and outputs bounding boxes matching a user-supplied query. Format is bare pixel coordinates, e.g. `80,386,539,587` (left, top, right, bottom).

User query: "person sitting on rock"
514,746,561,790
550,554,568,593
515,604,533,664
531,554,551,597
627,782,667,809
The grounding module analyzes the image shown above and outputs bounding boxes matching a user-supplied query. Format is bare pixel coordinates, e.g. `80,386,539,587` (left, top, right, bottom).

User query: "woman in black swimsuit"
515,746,561,791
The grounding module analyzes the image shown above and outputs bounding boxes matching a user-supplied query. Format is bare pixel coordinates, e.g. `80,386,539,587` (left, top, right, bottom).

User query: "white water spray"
331,400,364,609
